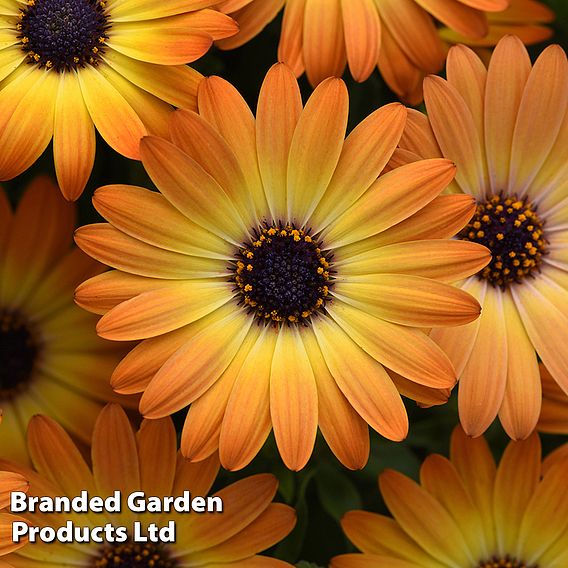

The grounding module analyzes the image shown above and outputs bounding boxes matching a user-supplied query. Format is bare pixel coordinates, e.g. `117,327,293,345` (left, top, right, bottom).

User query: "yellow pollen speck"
496,233,504,240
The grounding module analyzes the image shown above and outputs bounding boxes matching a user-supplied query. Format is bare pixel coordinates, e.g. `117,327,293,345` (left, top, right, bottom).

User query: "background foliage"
5,1,568,565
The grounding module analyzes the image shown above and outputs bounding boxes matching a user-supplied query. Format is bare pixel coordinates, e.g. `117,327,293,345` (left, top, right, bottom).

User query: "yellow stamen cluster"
459,193,546,288
232,223,333,325
94,543,176,567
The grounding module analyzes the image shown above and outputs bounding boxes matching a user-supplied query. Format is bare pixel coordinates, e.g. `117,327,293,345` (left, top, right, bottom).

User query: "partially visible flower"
0,0,238,200
396,36,568,440
1,404,296,567
216,0,553,104
333,426,568,568
75,63,488,472
0,471,29,557
538,363,568,435
0,177,132,464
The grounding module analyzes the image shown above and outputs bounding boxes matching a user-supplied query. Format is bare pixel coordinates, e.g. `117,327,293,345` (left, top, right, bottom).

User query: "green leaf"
315,463,362,522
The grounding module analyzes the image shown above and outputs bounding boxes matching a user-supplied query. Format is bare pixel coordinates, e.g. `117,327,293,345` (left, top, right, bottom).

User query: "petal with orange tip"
377,0,445,73
340,0,381,82
508,45,568,197
270,326,318,471
256,63,303,221
74,224,226,279
96,280,232,340
313,314,409,441
340,511,436,564
303,0,346,87
499,291,541,440
91,404,140,525
180,474,278,552
188,503,296,564
324,159,456,248
53,71,95,201
416,0,488,38
108,0,218,21
287,77,349,226
103,49,201,110
140,305,252,418
484,35,531,194
278,0,306,76
183,324,262,462
328,300,457,390
219,326,276,471
0,70,57,182
0,472,28,509
312,103,407,231
458,288,508,437
379,469,473,567
332,555,421,568
424,75,488,198
493,433,541,556
78,64,146,160
303,329,369,470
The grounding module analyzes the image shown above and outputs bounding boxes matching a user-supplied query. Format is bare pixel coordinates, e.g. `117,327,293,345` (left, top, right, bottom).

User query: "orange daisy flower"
75,63,489,471
538,363,568,435
0,1,238,200
0,404,296,567
216,0,552,104
0,176,131,464
333,426,568,568
0,471,29,558
396,36,568,440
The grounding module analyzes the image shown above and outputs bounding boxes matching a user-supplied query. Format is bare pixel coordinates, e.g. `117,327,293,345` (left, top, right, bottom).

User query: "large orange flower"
0,0,237,200
0,404,296,567
0,177,131,464
396,36,568,440
216,0,552,103
333,427,568,568
0,471,28,558
74,63,489,472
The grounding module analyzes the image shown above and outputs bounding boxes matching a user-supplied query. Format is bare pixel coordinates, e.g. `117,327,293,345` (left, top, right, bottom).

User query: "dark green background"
5,1,568,565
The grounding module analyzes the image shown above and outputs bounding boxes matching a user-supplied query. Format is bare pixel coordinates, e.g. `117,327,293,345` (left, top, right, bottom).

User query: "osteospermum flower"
0,0,238,200
396,36,568,440
74,63,489,471
216,0,552,104
0,471,28,557
538,363,568,435
0,177,130,464
333,426,568,568
1,404,296,567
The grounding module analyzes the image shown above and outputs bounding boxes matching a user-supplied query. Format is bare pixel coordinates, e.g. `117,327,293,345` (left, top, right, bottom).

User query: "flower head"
0,176,132,463
216,0,552,104
0,403,296,567
75,63,488,471
397,36,568,440
0,0,238,200
334,427,568,568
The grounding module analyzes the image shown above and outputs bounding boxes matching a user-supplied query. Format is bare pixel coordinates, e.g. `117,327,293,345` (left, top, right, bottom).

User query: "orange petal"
328,300,457,389
341,0,381,82
287,77,349,226
53,72,95,201
324,158,456,248
303,329,369,470
303,0,346,87
379,469,473,566
78,64,146,159
96,280,232,340
278,0,307,76
417,0,488,38
256,63,303,221
219,326,276,471
312,103,407,231
140,305,252,418
270,326,318,471
313,315,409,441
